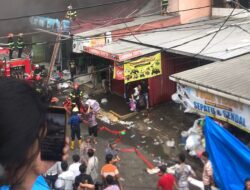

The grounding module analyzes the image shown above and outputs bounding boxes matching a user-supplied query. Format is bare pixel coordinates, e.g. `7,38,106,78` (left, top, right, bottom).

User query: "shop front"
113,53,162,104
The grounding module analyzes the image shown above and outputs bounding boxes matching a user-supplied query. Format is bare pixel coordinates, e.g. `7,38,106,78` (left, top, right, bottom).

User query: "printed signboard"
124,53,161,84
113,63,124,80
174,84,250,132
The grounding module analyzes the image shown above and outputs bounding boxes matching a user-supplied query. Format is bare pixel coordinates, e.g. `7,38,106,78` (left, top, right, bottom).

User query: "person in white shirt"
86,149,99,183
69,154,81,178
55,161,75,190
45,161,62,189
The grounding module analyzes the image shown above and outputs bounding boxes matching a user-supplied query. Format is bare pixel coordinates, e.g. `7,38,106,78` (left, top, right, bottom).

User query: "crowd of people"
0,78,249,190
44,142,123,190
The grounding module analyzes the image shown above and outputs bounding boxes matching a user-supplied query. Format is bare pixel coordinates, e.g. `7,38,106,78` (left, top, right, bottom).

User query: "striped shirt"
202,160,213,185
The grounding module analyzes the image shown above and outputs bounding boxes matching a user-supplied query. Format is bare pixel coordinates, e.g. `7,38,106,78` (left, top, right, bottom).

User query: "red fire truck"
0,47,33,79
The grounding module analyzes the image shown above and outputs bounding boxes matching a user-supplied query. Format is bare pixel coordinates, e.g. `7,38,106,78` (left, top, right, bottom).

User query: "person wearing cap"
157,165,177,190
68,106,82,150
17,33,24,58
7,33,15,60
69,83,83,111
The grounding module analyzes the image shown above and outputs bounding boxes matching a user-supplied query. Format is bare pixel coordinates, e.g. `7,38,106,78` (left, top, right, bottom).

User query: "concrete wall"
168,0,179,13
178,0,212,23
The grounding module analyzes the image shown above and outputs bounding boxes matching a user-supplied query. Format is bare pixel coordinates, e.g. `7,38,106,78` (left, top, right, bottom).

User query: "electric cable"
193,7,236,56
0,0,133,21
0,7,246,42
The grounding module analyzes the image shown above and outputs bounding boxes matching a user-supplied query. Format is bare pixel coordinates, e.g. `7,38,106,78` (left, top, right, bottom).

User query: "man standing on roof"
17,33,25,58
7,33,15,60
66,5,77,21
161,0,168,15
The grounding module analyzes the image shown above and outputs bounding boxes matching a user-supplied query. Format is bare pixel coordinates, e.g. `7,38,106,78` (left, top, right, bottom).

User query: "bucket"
181,131,188,144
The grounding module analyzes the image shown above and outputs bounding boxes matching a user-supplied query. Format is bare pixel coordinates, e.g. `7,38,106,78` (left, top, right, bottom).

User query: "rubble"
147,127,152,130
101,98,108,104
118,121,134,125
130,134,135,138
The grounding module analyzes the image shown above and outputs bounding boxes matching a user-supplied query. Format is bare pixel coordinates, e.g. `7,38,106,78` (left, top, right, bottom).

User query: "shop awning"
83,40,160,62
170,54,250,105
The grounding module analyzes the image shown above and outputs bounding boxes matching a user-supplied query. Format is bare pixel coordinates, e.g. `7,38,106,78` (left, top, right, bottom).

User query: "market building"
72,11,250,106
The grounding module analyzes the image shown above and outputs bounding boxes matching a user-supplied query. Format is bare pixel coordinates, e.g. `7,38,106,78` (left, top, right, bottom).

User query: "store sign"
174,84,250,132
124,53,161,84
113,63,124,80
117,50,142,62
84,47,117,60
73,36,106,53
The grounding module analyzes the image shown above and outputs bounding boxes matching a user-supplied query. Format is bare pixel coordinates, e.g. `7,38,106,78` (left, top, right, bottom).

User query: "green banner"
124,53,161,84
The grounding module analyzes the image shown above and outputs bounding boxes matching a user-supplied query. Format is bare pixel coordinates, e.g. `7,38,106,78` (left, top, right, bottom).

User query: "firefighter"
69,82,83,110
17,33,24,58
7,33,15,60
66,5,77,21
161,0,168,15
68,106,82,150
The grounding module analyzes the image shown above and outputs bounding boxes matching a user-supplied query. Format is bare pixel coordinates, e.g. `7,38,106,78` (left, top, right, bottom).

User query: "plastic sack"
171,93,182,104
85,99,100,112
129,99,136,112
185,134,201,151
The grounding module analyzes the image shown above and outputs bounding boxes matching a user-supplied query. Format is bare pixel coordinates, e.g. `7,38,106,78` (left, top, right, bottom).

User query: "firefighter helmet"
72,106,79,112
68,5,73,10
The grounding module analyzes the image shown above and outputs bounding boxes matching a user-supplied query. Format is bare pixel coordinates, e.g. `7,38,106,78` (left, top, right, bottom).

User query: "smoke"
0,0,157,42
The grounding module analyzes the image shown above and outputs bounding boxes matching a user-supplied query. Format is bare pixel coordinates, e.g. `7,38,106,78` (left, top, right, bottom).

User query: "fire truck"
0,47,33,79
0,47,47,80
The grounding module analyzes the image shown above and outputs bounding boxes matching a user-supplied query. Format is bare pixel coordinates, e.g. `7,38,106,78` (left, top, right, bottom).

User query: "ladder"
46,33,61,85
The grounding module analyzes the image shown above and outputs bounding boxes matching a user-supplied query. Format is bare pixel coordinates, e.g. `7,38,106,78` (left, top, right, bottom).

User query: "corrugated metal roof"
171,54,250,101
123,17,250,61
93,40,160,58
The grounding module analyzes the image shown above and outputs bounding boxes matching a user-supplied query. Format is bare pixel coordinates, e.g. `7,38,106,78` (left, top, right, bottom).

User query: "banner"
113,63,124,80
173,84,250,132
124,53,161,84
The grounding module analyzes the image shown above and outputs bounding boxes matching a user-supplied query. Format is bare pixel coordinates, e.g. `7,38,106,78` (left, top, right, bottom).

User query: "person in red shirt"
157,165,177,190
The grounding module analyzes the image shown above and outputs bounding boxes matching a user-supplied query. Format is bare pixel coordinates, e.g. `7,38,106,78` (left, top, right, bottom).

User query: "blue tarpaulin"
204,116,250,190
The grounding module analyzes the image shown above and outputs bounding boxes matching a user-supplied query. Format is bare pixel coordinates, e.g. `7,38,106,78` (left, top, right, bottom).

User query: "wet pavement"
57,84,202,189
